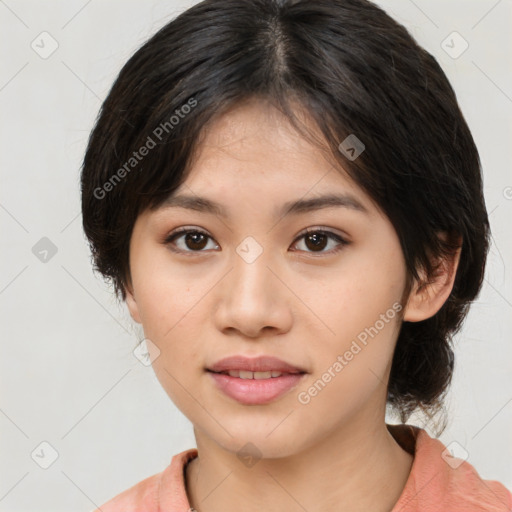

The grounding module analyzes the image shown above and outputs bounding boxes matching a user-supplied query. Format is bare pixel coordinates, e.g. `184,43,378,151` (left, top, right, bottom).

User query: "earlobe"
403,243,461,323
124,281,142,324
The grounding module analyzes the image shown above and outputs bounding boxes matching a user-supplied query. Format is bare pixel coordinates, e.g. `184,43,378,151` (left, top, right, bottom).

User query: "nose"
213,247,293,339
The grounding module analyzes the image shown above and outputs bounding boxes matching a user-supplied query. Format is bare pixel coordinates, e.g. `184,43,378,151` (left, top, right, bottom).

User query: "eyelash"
163,227,349,257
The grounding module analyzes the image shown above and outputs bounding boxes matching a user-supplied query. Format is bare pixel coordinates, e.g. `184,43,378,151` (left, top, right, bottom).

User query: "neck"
185,419,414,512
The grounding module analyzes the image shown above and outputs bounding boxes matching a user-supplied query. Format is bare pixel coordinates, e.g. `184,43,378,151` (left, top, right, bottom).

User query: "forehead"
194,97,326,163
173,99,373,210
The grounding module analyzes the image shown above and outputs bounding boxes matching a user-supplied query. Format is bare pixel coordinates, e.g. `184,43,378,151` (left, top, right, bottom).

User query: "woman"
81,0,512,510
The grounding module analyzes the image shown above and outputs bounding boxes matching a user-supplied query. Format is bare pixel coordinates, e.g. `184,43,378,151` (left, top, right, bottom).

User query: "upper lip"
207,355,307,374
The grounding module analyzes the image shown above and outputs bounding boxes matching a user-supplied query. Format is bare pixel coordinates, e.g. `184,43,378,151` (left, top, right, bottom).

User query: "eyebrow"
159,192,368,218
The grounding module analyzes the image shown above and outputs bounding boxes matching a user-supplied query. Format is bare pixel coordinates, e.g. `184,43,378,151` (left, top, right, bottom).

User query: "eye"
164,228,219,254
163,227,349,256
290,228,349,255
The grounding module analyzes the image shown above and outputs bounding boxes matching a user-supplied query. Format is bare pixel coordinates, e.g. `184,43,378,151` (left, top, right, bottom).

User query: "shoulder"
91,472,162,512
390,424,512,512
92,448,198,512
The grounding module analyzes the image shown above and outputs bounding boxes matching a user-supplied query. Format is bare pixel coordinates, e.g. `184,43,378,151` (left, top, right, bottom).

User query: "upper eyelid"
166,225,347,239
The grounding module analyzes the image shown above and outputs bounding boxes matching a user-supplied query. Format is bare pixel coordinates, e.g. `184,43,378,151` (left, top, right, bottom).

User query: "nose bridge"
214,235,291,336
230,236,276,306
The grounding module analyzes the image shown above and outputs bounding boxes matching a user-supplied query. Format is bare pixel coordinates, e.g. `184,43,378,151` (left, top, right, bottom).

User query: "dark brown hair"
81,0,490,434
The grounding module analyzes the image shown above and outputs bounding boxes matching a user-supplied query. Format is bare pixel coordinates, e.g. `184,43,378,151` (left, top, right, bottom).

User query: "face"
126,98,411,458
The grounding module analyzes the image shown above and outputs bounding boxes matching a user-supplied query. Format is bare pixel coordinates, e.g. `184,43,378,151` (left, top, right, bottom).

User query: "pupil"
306,233,327,251
186,232,207,250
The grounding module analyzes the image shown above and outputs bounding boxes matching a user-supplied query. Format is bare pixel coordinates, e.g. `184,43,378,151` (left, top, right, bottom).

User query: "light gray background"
1,0,511,510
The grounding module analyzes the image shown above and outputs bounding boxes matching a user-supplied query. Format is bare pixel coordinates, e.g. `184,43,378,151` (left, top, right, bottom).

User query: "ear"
403,236,462,322
124,278,142,324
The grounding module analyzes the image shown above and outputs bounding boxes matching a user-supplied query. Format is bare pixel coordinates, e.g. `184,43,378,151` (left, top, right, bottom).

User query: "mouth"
205,355,308,405
206,368,307,405
206,369,305,379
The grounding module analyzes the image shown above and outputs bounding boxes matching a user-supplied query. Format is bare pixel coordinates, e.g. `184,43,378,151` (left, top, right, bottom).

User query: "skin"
125,97,460,512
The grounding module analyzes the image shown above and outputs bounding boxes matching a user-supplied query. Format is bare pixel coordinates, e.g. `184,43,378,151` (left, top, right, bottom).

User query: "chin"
209,426,304,461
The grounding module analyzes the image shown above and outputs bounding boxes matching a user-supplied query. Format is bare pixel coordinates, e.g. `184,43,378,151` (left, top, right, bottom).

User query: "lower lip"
207,371,306,405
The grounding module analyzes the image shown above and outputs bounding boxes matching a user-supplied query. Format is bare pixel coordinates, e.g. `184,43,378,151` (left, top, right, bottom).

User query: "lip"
208,372,307,405
207,355,307,374
206,355,308,405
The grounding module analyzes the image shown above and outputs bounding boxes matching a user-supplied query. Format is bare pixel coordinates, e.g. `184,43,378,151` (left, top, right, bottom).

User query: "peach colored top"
94,424,512,511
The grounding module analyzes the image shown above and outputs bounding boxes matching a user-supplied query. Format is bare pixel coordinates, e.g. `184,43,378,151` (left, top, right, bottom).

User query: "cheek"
304,249,405,344
130,242,204,334
132,258,208,406
130,253,220,395
295,283,403,431
298,246,406,393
